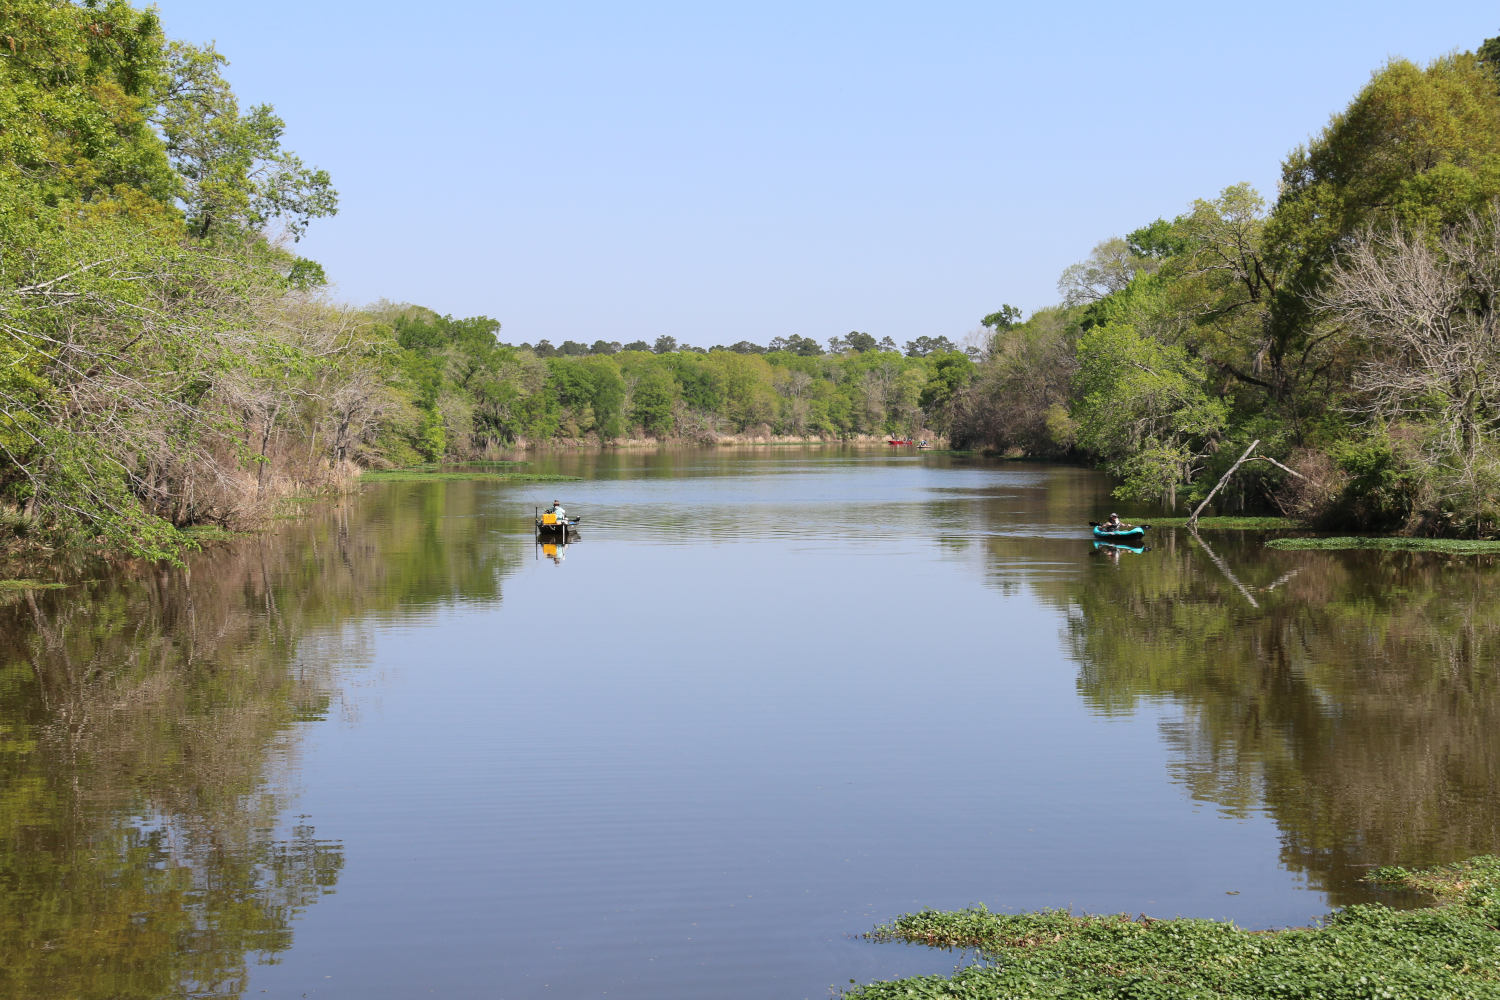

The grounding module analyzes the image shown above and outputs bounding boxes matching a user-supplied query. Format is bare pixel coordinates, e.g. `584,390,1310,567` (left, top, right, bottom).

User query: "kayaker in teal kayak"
1102,512,1132,532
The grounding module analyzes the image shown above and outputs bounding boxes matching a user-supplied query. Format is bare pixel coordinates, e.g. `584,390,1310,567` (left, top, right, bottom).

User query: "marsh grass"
1152,516,1302,530
1266,536,1500,554
407,460,528,469
0,579,67,590
359,471,579,483
853,856,1500,999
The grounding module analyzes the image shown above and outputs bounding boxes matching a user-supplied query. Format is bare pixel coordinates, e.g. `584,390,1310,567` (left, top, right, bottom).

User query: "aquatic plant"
853,856,1500,999
1266,537,1500,554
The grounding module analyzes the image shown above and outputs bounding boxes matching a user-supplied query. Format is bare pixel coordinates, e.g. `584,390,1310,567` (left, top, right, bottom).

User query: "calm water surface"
2,448,1497,999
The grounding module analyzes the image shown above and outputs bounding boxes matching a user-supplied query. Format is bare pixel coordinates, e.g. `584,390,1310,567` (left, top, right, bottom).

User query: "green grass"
359,470,580,483
1265,536,1500,554
404,460,528,469
0,579,67,590
1151,516,1301,530
851,856,1500,999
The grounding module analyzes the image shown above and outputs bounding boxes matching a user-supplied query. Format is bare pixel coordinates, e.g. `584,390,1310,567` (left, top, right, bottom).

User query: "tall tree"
154,41,337,240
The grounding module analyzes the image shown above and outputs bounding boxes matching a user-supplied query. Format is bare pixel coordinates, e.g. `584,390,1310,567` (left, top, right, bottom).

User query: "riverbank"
850,856,1500,999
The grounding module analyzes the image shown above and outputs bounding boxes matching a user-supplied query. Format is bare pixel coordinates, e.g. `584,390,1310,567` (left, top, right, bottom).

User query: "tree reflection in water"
1058,530,1500,907
0,483,521,999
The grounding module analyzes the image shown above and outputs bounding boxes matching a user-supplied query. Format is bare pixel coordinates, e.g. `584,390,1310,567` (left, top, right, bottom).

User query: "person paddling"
1102,512,1132,532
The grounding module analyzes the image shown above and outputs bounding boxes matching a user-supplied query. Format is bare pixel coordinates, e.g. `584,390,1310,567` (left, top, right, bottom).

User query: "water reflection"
1050,529,1500,907
4,449,1499,999
0,480,523,999
537,529,580,565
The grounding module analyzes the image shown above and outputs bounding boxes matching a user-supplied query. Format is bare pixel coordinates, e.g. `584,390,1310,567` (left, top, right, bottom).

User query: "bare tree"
1057,237,1155,306
1319,205,1500,533
1320,208,1500,462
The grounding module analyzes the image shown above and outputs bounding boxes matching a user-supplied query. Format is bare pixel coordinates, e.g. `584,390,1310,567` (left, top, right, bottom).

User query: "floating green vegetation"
406,460,528,469
359,470,579,483
851,856,1500,1000
1266,536,1500,554
1152,516,1301,530
0,579,67,590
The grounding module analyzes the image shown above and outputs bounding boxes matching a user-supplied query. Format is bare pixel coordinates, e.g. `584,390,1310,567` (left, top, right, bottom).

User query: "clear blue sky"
150,1,1497,349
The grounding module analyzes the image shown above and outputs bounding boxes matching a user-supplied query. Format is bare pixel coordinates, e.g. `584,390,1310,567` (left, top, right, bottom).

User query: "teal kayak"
1092,524,1146,541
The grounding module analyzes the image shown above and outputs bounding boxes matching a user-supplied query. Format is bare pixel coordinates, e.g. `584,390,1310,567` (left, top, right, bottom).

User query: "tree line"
371,302,974,460
954,33,1500,536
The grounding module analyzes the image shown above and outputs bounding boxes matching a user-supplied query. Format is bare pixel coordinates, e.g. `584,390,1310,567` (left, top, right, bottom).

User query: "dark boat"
1091,524,1147,542
536,508,581,534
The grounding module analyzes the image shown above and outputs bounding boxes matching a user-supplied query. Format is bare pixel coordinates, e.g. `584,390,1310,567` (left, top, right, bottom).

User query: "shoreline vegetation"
1264,536,1500,555
848,856,1500,1000
5,5,1500,562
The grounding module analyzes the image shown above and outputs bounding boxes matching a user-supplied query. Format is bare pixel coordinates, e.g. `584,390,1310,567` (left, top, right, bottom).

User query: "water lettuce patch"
852,856,1500,999
1266,537,1500,554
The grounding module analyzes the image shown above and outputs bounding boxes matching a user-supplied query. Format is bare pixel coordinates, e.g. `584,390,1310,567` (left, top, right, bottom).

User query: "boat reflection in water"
1092,539,1149,562
537,528,580,565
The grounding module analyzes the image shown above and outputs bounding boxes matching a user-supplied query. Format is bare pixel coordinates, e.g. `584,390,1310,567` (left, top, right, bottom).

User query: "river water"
2,447,1496,999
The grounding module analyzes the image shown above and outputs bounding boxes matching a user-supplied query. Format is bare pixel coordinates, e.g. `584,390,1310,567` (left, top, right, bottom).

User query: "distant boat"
887,437,914,446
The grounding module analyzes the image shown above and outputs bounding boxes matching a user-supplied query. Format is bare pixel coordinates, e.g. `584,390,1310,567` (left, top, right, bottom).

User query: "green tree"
952,306,1080,454
980,304,1023,332
1073,323,1227,506
155,42,337,240
903,335,957,357
917,351,975,432
630,366,678,436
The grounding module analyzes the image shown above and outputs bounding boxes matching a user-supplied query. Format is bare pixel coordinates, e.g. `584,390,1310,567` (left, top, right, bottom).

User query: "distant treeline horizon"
493,330,970,359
